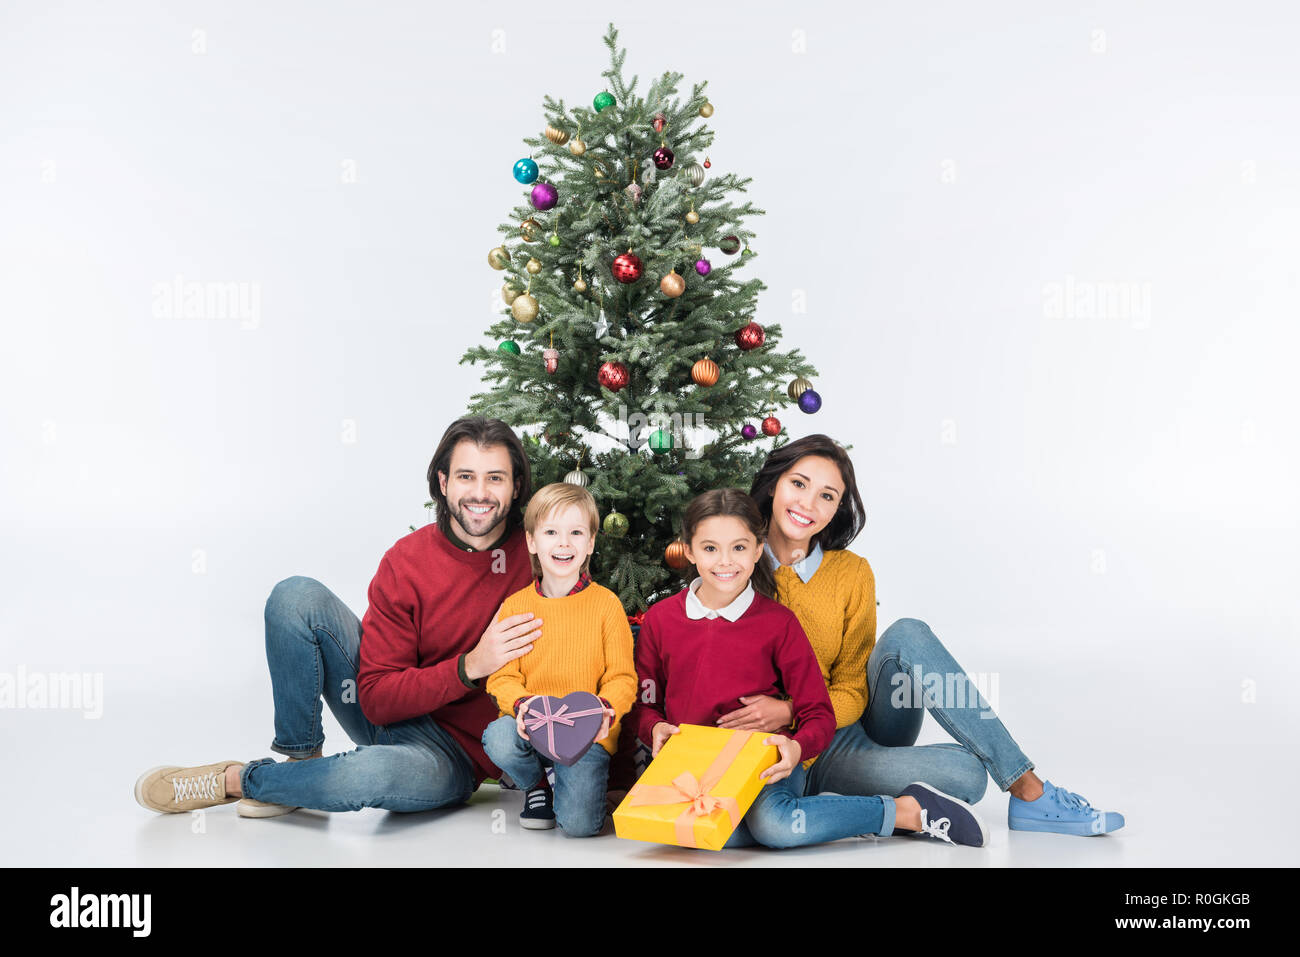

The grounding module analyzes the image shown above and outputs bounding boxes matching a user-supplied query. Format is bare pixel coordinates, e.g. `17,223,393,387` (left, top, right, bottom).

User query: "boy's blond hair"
523,482,600,579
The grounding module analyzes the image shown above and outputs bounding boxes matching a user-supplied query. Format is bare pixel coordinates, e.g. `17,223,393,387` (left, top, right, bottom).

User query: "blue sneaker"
898,782,988,847
1008,780,1125,836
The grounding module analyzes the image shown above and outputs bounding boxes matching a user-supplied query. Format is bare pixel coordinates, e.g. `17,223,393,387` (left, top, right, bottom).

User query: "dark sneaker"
519,785,556,830
899,782,988,847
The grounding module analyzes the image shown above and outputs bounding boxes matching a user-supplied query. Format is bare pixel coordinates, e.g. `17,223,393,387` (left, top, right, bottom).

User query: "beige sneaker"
236,797,299,818
134,761,241,813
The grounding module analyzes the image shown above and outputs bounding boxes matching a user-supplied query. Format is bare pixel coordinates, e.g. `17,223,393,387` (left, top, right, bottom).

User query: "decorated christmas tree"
460,23,824,616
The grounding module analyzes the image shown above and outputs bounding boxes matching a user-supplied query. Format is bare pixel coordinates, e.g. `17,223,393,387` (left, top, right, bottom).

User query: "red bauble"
735,321,765,350
611,251,643,283
761,416,782,437
598,360,630,391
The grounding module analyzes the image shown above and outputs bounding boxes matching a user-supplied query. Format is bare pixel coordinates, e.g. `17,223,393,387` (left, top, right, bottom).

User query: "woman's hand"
650,721,680,757
515,696,540,740
759,734,802,784
716,695,794,733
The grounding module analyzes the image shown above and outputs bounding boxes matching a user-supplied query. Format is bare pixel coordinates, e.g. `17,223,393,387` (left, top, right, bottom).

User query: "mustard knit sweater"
772,549,877,729
486,581,637,755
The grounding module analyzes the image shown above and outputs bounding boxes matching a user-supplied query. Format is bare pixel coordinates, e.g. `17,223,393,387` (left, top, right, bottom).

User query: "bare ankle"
224,763,243,798
894,795,920,831
1009,770,1044,801
287,749,323,762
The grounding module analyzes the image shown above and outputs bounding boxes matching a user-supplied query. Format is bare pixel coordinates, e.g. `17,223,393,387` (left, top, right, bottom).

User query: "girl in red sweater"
630,489,988,848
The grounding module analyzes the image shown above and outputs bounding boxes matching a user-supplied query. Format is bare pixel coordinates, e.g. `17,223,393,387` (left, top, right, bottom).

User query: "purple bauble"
741,424,758,440
798,388,822,414
694,258,711,276
530,182,558,211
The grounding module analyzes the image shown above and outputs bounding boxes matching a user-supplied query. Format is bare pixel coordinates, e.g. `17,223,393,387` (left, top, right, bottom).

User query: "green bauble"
548,234,561,247
648,428,675,455
603,511,629,537
593,91,615,112
498,340,521,355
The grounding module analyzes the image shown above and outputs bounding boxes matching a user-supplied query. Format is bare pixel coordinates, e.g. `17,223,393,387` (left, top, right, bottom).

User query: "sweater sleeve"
597,600,638,719
484,596,531,716
775,613,836,760
827,557,877,728
357,551,472,727
630,612,669,744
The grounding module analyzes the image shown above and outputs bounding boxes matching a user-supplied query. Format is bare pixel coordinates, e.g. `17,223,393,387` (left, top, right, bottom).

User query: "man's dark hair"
426,416,532,539
748,434,866,552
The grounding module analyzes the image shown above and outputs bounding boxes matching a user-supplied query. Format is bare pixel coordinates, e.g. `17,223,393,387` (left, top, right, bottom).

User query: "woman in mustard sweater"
715,434,1124,837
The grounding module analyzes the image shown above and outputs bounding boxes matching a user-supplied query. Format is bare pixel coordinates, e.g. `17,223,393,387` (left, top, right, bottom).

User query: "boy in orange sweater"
482,482,636,836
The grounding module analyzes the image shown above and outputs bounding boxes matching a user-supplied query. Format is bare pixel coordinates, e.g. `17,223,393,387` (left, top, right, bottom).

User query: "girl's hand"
595,706,617,742
716,695,794,733
515,696,540,740
759,734,802,784
650,721,680,757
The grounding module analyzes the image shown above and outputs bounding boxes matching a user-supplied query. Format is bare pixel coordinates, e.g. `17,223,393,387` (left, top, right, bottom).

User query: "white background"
1,0,1297,866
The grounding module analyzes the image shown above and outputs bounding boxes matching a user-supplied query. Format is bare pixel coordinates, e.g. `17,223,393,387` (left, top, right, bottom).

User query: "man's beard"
451,498,508,538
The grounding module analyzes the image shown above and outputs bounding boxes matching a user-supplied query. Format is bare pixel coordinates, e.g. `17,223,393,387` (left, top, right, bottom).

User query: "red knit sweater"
630,587,836,761
357,521,532,785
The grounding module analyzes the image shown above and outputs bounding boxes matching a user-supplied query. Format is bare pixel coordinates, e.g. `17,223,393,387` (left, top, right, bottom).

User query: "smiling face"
684,514,759,607
769,454,846,548
437,439,517,544
526,502,596,582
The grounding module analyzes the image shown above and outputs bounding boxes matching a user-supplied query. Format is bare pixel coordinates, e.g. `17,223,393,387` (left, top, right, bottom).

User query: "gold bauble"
525,257,542,275
511,293,539,323
573,277,588,292
544,125,569,145
501,282,521,305
699,101,714,118
569,137,586,156
488,246,511,270
520,218,541,242
787,376,813,401
685,209,700,224
692,357,720,387
659,270,686,298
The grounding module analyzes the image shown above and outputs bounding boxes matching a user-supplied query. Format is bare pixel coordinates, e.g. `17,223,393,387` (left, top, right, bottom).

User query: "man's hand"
759,734,802,784
716,694,794,732
463,604,542,682
650,721,680,757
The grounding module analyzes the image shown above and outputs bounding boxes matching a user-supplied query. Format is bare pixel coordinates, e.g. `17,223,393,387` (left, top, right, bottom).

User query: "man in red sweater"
133,417,544,817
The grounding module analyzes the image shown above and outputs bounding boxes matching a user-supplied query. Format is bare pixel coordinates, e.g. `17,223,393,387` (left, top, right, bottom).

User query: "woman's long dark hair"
426,416,532,539
748,434,866,552
680,488,778,600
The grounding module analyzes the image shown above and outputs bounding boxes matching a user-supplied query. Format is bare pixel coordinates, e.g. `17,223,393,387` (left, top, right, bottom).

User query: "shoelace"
525,788,551,811
172,770,223,804
1052,785,1094,813
918,808,954,844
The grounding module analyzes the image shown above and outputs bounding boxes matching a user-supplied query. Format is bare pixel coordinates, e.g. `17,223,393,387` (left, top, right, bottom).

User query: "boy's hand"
515,696,540,740
650,721,679,757
465,605,542,682
759,734,802,784
595,706,617,742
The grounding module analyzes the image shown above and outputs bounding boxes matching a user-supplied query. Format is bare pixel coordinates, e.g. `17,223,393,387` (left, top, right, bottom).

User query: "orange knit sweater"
485,581,637,755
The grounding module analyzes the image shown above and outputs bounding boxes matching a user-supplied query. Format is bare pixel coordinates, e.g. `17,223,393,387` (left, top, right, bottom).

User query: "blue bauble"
513,158,539,184
798,389,822,414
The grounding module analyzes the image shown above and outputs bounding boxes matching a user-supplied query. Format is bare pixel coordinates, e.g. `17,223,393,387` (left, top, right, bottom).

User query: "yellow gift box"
613,724,779,851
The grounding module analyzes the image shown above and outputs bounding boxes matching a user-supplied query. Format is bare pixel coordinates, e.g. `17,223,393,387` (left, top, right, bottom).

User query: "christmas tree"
459,23,823,615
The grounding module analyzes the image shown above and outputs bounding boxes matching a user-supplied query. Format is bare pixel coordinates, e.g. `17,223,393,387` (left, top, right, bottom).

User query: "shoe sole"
519,817,557,830
236,799,300,819
1009,815,1123,836
134,765,174,813
905,781,989,847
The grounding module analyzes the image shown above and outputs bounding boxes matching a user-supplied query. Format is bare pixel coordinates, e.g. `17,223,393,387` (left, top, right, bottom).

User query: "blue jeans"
807,617,1035,802
238,576,476,812
482,716,610,837
724,763,897,849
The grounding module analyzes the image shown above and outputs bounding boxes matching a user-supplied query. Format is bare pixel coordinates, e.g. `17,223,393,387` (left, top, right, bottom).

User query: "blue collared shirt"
763,540,824,583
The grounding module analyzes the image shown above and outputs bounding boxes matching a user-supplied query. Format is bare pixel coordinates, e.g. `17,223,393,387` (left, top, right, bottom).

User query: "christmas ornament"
652,111,666,133
740,424,758,440
798,389,823,414
648,428,675,455
735,321,765,350
569,137,586,156
544,125,569,145
624,182,642,205
719,235,741,255
611,251,643,283
543,427,570,446
563,468,589,487
742,245,755,257
659,270,686,298
762,416,782,437
703,156,711,169
603,511,629,538
787,377,813,400
526,257,542,275
488,246,510,270
530,182,558,211
543,347,559,374
573,274,587,293
699,101,714,118
685,202,699,225
548,233,560,247
653,145,675,170
513,158,539,184
694,258,711,276
664,540,688,570
593,91,615,112
511,293,539,323
594,305,610,338
520,218,541,242
685,163,705,187
501,282,521,305
598,360,630,391
691,358,719,387
498,340,521,355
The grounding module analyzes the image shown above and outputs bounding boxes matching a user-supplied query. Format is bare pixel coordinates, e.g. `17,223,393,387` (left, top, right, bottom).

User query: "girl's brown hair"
748,434,866,552
680,488,777,600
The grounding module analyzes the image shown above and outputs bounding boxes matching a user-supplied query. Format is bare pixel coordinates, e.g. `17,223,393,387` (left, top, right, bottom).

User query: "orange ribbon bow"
625,730,750,848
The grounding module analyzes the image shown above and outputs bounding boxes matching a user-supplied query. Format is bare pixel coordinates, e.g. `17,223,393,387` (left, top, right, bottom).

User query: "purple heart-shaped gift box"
523,692,606,767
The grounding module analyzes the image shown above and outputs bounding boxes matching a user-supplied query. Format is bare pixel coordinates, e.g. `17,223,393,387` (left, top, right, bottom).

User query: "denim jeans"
724,763,897,849
238,576,476,812
482,715,610,837
807,617,1035,803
